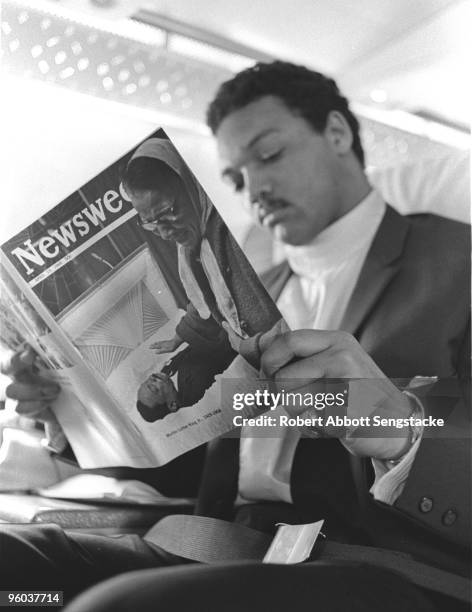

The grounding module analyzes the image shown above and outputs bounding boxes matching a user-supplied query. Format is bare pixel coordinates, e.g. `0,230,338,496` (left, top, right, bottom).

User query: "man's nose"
246,171,274,209
249,186,276,216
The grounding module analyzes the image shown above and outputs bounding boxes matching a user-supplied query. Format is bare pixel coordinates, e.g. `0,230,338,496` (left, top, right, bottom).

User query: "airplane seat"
0,414,195,532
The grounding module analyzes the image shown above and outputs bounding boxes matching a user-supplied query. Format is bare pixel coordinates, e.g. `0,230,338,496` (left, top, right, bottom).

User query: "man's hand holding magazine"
4,329,420,464
2,345,66,452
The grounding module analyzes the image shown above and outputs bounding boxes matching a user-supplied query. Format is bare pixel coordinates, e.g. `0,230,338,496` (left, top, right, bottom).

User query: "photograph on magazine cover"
0,128,283,468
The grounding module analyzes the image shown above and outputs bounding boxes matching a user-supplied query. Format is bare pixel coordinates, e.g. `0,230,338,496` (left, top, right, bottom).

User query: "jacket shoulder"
404,211,470,245
400,211,470,272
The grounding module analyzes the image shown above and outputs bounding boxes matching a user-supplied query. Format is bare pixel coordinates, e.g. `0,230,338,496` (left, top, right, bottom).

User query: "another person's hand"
1,345,67,452
260,330,417,461
150,334,184,354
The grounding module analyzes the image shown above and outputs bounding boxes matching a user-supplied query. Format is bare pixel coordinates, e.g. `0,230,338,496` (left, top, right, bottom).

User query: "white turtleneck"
280,189,386,332
239,190,394,503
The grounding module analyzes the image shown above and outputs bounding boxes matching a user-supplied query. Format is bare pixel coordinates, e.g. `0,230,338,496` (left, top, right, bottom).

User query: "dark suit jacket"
121,205,469,576
260,206,470,575
194,206,470,579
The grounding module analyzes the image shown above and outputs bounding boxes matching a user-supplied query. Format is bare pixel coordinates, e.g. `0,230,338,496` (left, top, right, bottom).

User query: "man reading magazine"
1,62,470,611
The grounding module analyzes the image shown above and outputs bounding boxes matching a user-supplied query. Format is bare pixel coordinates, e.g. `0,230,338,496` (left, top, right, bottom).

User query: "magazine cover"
0,128,282,468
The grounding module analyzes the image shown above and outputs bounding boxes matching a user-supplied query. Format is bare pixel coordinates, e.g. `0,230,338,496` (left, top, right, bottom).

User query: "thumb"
43,412,67,453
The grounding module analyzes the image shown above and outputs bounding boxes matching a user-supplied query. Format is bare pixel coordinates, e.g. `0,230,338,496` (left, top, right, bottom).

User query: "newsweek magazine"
0,128,281,468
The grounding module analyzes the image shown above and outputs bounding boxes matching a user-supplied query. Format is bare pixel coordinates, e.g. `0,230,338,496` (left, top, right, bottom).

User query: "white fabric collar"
283,189,386,277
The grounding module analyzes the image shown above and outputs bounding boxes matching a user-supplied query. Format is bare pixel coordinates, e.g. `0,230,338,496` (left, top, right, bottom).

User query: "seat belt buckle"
263,519,325,564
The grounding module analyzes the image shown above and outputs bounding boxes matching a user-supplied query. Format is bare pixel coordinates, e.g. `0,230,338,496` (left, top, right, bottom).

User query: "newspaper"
0,128,281,468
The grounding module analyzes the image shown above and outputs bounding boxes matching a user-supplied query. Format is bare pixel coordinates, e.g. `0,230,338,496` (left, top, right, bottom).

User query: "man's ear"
324,110,353,156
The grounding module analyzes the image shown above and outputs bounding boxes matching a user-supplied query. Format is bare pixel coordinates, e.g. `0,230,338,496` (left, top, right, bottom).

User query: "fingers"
11,398,52,420
6,373,60,420
43,418,68,453
1,345,38,376
261,330,338,378
257,319,288,354
150,340,174,354
6,375,60,402
270,357,326,391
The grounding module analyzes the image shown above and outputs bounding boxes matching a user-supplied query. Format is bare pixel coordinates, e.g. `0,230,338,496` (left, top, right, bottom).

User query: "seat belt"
145,515,271,563
144,515,470,603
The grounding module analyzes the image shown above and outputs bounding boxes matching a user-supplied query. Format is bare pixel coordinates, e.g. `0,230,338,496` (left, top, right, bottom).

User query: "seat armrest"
0,493,195,533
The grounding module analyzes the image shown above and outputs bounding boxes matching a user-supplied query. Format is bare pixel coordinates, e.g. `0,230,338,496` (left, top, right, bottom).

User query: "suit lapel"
340,205,410,336
197,208,410,518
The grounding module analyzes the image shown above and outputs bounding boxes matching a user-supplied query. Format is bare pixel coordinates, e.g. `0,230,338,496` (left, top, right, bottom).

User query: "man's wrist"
384,391,424,464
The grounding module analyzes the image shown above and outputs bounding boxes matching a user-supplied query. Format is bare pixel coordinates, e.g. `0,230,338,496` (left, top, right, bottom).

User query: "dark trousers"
0,522,462,612
65,562,439,612
0,523,186,604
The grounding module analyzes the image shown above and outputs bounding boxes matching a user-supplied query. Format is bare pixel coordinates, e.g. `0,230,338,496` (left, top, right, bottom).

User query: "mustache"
254,198,291,222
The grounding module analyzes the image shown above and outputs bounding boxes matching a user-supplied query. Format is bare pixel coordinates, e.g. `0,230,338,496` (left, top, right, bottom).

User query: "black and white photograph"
0,1,469,611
